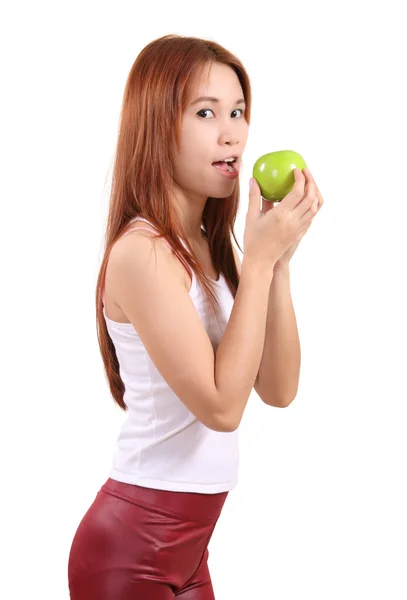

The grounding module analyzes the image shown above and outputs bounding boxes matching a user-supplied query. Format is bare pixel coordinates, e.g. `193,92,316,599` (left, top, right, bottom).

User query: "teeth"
223,157,235,162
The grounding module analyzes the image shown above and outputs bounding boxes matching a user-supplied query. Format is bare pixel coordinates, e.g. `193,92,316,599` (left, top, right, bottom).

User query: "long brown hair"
96,34,252,410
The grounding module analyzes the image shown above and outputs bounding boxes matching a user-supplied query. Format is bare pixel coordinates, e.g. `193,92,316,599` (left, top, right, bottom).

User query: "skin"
170,62,249,245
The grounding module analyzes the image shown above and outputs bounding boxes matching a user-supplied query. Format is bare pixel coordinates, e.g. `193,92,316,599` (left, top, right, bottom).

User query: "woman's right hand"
243,168,319,272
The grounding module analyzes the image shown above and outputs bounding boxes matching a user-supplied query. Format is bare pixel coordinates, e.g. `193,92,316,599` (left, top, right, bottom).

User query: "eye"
197,108,245,119
231,108,245,118
197,109,215,119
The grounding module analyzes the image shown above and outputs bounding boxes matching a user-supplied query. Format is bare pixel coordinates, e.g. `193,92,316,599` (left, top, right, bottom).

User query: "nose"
218,131,240,147
217,114,241,147
218,113,248,151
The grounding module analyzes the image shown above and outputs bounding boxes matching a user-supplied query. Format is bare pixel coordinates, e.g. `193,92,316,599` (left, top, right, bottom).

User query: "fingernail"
250,178,254,190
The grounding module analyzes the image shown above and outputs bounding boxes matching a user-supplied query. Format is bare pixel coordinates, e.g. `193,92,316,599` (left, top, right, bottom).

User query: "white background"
1,1,406,598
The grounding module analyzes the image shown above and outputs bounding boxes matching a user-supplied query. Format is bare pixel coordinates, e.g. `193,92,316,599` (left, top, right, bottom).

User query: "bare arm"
214,258,274,429
255,265,301,407
110,231,274,433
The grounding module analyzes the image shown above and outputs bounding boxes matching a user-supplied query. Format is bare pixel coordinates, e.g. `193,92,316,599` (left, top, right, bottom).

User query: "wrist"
274,261,290,274
241,255,275,283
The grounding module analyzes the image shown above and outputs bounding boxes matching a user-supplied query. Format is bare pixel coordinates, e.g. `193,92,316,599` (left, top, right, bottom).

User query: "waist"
100,477,228,523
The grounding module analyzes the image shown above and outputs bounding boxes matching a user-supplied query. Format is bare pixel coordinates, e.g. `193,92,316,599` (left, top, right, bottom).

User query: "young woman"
68,34,323,600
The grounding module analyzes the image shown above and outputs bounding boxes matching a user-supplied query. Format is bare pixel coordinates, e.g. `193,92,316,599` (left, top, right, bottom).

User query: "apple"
252,150,307,201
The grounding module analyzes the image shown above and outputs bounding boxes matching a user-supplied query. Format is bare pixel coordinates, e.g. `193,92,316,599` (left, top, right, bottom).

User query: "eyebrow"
190,96,246,106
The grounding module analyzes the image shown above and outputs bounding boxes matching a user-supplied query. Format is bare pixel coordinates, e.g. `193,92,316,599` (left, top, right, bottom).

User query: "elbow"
209,406,241,432
211,412,240,432
262,393,297,408
198,407,238,432
205,391,242,432
221,419,240,432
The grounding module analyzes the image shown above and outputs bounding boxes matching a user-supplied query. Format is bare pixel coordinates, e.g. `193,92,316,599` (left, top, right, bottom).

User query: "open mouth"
212,158,238,173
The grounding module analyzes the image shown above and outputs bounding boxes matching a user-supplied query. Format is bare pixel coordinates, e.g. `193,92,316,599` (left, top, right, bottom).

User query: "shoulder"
107,225,188,292
109,224,188,274
112,224,173,257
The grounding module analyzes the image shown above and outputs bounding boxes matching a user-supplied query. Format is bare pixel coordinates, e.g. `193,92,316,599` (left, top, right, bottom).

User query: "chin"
212,179,238,195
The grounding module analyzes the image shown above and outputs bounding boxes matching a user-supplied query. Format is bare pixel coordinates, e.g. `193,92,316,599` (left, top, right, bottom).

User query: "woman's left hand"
260,167,324,270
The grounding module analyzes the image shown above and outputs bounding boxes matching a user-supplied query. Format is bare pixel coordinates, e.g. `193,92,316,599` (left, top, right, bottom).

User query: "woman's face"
171,62,249,201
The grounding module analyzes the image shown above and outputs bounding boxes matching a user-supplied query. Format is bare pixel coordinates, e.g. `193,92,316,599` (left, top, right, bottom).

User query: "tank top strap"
102,217,193,307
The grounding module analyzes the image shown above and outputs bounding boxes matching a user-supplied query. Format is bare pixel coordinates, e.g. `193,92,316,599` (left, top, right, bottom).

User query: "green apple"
252,150,307,201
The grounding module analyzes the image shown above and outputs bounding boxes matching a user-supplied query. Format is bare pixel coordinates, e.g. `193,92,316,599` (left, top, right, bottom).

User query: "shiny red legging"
68,478,228,599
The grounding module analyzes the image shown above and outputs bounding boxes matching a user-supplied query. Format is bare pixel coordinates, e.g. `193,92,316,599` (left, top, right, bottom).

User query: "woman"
68,34,322,599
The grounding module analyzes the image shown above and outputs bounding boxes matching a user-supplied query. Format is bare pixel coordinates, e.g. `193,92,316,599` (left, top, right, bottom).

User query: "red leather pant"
68,478,229,599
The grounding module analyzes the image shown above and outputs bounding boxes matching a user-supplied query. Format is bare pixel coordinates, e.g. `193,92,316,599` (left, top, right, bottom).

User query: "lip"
212,158,240,179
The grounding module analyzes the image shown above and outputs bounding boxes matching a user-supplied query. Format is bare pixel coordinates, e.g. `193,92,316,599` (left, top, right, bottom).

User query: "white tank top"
102,217,239,493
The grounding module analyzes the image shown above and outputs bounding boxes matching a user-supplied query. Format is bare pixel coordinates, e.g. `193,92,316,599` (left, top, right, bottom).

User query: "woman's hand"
260,167,324,270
